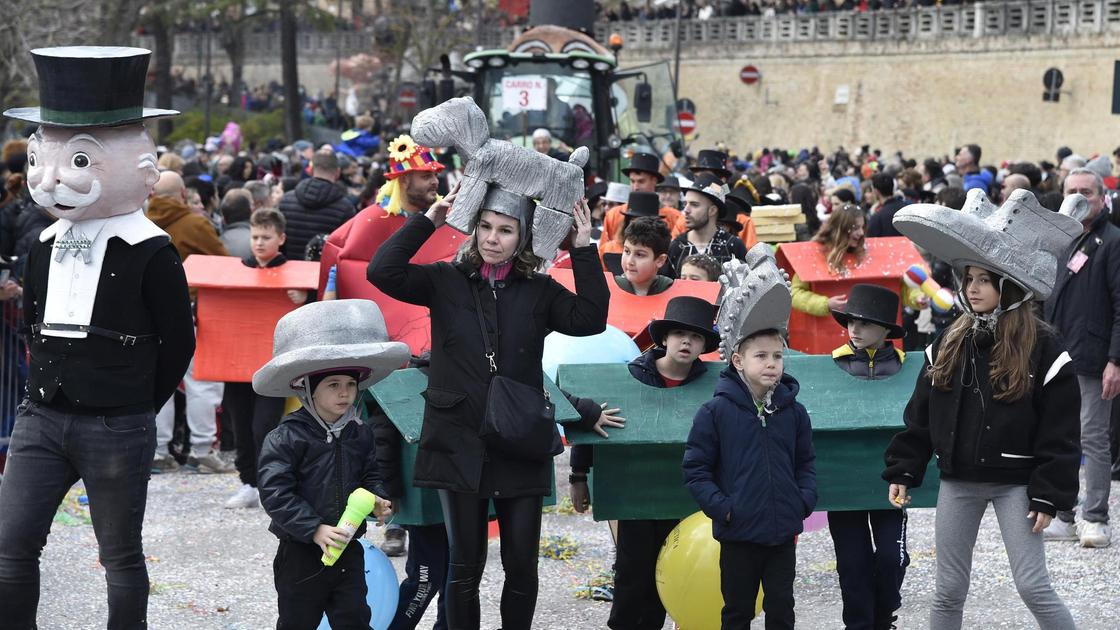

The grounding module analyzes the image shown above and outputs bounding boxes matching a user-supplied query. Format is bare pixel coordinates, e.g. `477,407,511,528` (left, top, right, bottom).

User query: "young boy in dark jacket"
828,284,910,630
569,296,718,630
253,299,408,629
683,244,815,629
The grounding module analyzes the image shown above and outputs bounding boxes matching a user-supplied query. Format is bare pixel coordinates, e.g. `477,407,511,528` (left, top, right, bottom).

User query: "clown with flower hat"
375,134,445,216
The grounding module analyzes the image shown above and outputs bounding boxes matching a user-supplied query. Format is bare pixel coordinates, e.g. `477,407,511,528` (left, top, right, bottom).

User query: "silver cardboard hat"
411,96,588,260
892,189,1089,300
252,299,410,397
716,242,793,359
482,185,535,224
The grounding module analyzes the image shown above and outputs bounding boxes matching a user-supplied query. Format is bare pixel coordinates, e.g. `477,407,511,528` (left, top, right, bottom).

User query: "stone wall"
629,32,1120,162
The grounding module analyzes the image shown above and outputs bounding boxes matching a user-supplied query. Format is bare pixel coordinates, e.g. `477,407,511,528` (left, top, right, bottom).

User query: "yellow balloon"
656,511,763,630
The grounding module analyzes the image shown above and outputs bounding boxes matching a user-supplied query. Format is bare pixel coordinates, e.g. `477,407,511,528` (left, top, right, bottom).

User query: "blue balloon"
542,325,641,381
316,539,399,630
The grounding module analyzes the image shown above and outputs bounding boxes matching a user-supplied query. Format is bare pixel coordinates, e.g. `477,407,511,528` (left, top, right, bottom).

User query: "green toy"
322,488,378,566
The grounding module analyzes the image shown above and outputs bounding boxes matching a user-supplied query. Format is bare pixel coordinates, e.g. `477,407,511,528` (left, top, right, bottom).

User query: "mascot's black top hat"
3,46,178,127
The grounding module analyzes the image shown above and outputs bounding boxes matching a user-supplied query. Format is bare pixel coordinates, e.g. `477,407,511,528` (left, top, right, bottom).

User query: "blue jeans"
0,401,156,630
389,524,448,630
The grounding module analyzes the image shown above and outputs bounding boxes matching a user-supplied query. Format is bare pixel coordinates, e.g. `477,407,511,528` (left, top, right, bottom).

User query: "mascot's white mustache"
30,179,102,209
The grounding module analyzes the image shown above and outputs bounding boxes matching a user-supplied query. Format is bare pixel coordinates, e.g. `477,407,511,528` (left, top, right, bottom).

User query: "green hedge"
163,106,287,148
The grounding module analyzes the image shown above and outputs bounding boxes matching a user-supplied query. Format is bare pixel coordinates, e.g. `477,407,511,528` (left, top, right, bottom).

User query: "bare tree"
280,0,302,142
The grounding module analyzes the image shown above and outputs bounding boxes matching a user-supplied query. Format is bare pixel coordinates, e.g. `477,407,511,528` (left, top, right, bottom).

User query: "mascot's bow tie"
54,226,94,263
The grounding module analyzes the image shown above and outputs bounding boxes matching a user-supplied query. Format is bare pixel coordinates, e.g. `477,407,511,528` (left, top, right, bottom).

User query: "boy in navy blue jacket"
683,329,816,629
683,245,815,630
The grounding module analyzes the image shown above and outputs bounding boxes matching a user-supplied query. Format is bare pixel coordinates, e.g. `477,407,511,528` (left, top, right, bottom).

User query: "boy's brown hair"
680,254,721,281
250,208,286,234
623,216,671,258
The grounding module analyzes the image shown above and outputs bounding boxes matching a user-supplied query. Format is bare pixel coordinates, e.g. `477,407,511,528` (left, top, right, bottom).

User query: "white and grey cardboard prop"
892,188,1089,300
716,242,793,359
410,97,588,260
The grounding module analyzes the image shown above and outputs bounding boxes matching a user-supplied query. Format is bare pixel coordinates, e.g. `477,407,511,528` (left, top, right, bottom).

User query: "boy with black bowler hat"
828,284,910,629
569,296,719,630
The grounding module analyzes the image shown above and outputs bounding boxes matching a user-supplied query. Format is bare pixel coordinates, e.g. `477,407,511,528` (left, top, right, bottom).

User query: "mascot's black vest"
25,235,171,411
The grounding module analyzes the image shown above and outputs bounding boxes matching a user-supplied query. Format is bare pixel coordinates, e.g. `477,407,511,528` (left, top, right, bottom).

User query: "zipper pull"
486,351,497,373
760,414,767,428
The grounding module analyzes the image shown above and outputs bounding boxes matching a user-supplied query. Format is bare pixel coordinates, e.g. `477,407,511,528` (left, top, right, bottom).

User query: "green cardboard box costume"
562,243,938,522
369,369,576,525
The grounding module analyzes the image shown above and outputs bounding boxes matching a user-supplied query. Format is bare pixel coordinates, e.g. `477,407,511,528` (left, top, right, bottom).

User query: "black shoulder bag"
472,287,563,461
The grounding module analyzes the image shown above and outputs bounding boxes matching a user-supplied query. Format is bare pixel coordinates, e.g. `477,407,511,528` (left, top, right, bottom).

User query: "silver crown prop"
892,189,1089,300
410,97,588,260
716,242,793,360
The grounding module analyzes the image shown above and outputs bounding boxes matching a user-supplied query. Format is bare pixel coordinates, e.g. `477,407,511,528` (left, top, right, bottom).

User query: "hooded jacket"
279,177,356,260
258,407,387,543
832,342,905,380
568,348,708,474
683,366,817,545
146,196,228,262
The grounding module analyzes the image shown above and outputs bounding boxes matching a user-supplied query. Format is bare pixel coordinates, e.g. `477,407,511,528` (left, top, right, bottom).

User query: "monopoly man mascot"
0,47,194,629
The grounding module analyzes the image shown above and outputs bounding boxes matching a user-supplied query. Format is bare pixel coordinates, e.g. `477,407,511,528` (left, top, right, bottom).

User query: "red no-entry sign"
740,65,760,85
399,88,417,109
673,111,696,138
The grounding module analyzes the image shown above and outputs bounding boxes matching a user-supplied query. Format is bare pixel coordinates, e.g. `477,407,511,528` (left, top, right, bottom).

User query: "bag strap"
472,286,497,374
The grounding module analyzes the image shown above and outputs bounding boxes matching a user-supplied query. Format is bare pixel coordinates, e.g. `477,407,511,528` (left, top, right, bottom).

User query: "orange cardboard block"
547,269,720,339
776,237,924,354
185,255,319,382
321,206,465,355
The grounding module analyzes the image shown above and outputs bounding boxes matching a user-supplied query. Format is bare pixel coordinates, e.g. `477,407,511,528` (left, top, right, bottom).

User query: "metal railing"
144,0,1120,70
590,0,1120,49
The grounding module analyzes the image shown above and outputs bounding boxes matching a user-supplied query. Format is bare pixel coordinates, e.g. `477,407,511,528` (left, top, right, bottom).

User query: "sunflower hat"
377,134,445,216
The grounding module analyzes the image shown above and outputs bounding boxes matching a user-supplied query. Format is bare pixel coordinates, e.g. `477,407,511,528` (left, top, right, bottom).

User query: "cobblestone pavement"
30,454,1120,629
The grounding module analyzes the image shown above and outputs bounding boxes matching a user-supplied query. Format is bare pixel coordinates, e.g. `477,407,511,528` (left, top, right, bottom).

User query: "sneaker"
224,484,260,509
1080,521,1112,548
1042,519,1079,541
218,450,237,467
190,449,236,474
380,527,407,557
151,453,180,474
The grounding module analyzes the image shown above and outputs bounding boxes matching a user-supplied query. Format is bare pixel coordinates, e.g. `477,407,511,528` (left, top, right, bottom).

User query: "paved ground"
29,454,1120,629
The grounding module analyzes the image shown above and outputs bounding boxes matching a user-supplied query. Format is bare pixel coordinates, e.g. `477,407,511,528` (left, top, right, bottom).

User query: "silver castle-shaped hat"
892,188,1089,300
716,242,793,360
410,97,588,260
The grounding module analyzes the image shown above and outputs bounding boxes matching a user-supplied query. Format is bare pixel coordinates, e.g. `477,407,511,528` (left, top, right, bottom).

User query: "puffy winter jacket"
279,177,356,260
258,407,387,543
683,366,817,545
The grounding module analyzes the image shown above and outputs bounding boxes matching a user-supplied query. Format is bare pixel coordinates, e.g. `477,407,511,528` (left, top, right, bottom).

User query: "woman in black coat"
368,183,608,630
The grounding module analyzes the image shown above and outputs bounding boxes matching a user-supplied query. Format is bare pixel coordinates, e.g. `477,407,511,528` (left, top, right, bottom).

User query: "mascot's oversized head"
3,46,178,222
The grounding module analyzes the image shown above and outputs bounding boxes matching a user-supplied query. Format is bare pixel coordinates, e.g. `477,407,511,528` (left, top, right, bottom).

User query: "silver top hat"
252,299,410,397
892,189,1088,300
716,242,793,359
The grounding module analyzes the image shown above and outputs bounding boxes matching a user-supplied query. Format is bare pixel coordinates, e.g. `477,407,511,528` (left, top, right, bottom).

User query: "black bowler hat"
655,175,682,192
690,149,731,180
648,296,720,354
622,191,661,218
622,152,665,182
725,184,754,217
3,47,178,128
830,284,905,339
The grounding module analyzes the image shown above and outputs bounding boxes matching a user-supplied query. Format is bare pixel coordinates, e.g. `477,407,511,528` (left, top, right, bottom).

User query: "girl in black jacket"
883,266,1079,629
368,184,608,630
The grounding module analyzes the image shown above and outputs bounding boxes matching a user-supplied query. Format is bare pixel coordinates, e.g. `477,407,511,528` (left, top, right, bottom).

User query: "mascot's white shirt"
38,209,168,338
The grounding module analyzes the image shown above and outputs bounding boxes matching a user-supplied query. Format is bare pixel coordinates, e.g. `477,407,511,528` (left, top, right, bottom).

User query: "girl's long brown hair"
928,277,1037,402
812,203,866,274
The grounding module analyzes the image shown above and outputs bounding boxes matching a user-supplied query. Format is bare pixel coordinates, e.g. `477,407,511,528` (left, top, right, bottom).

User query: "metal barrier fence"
0,293,25,472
